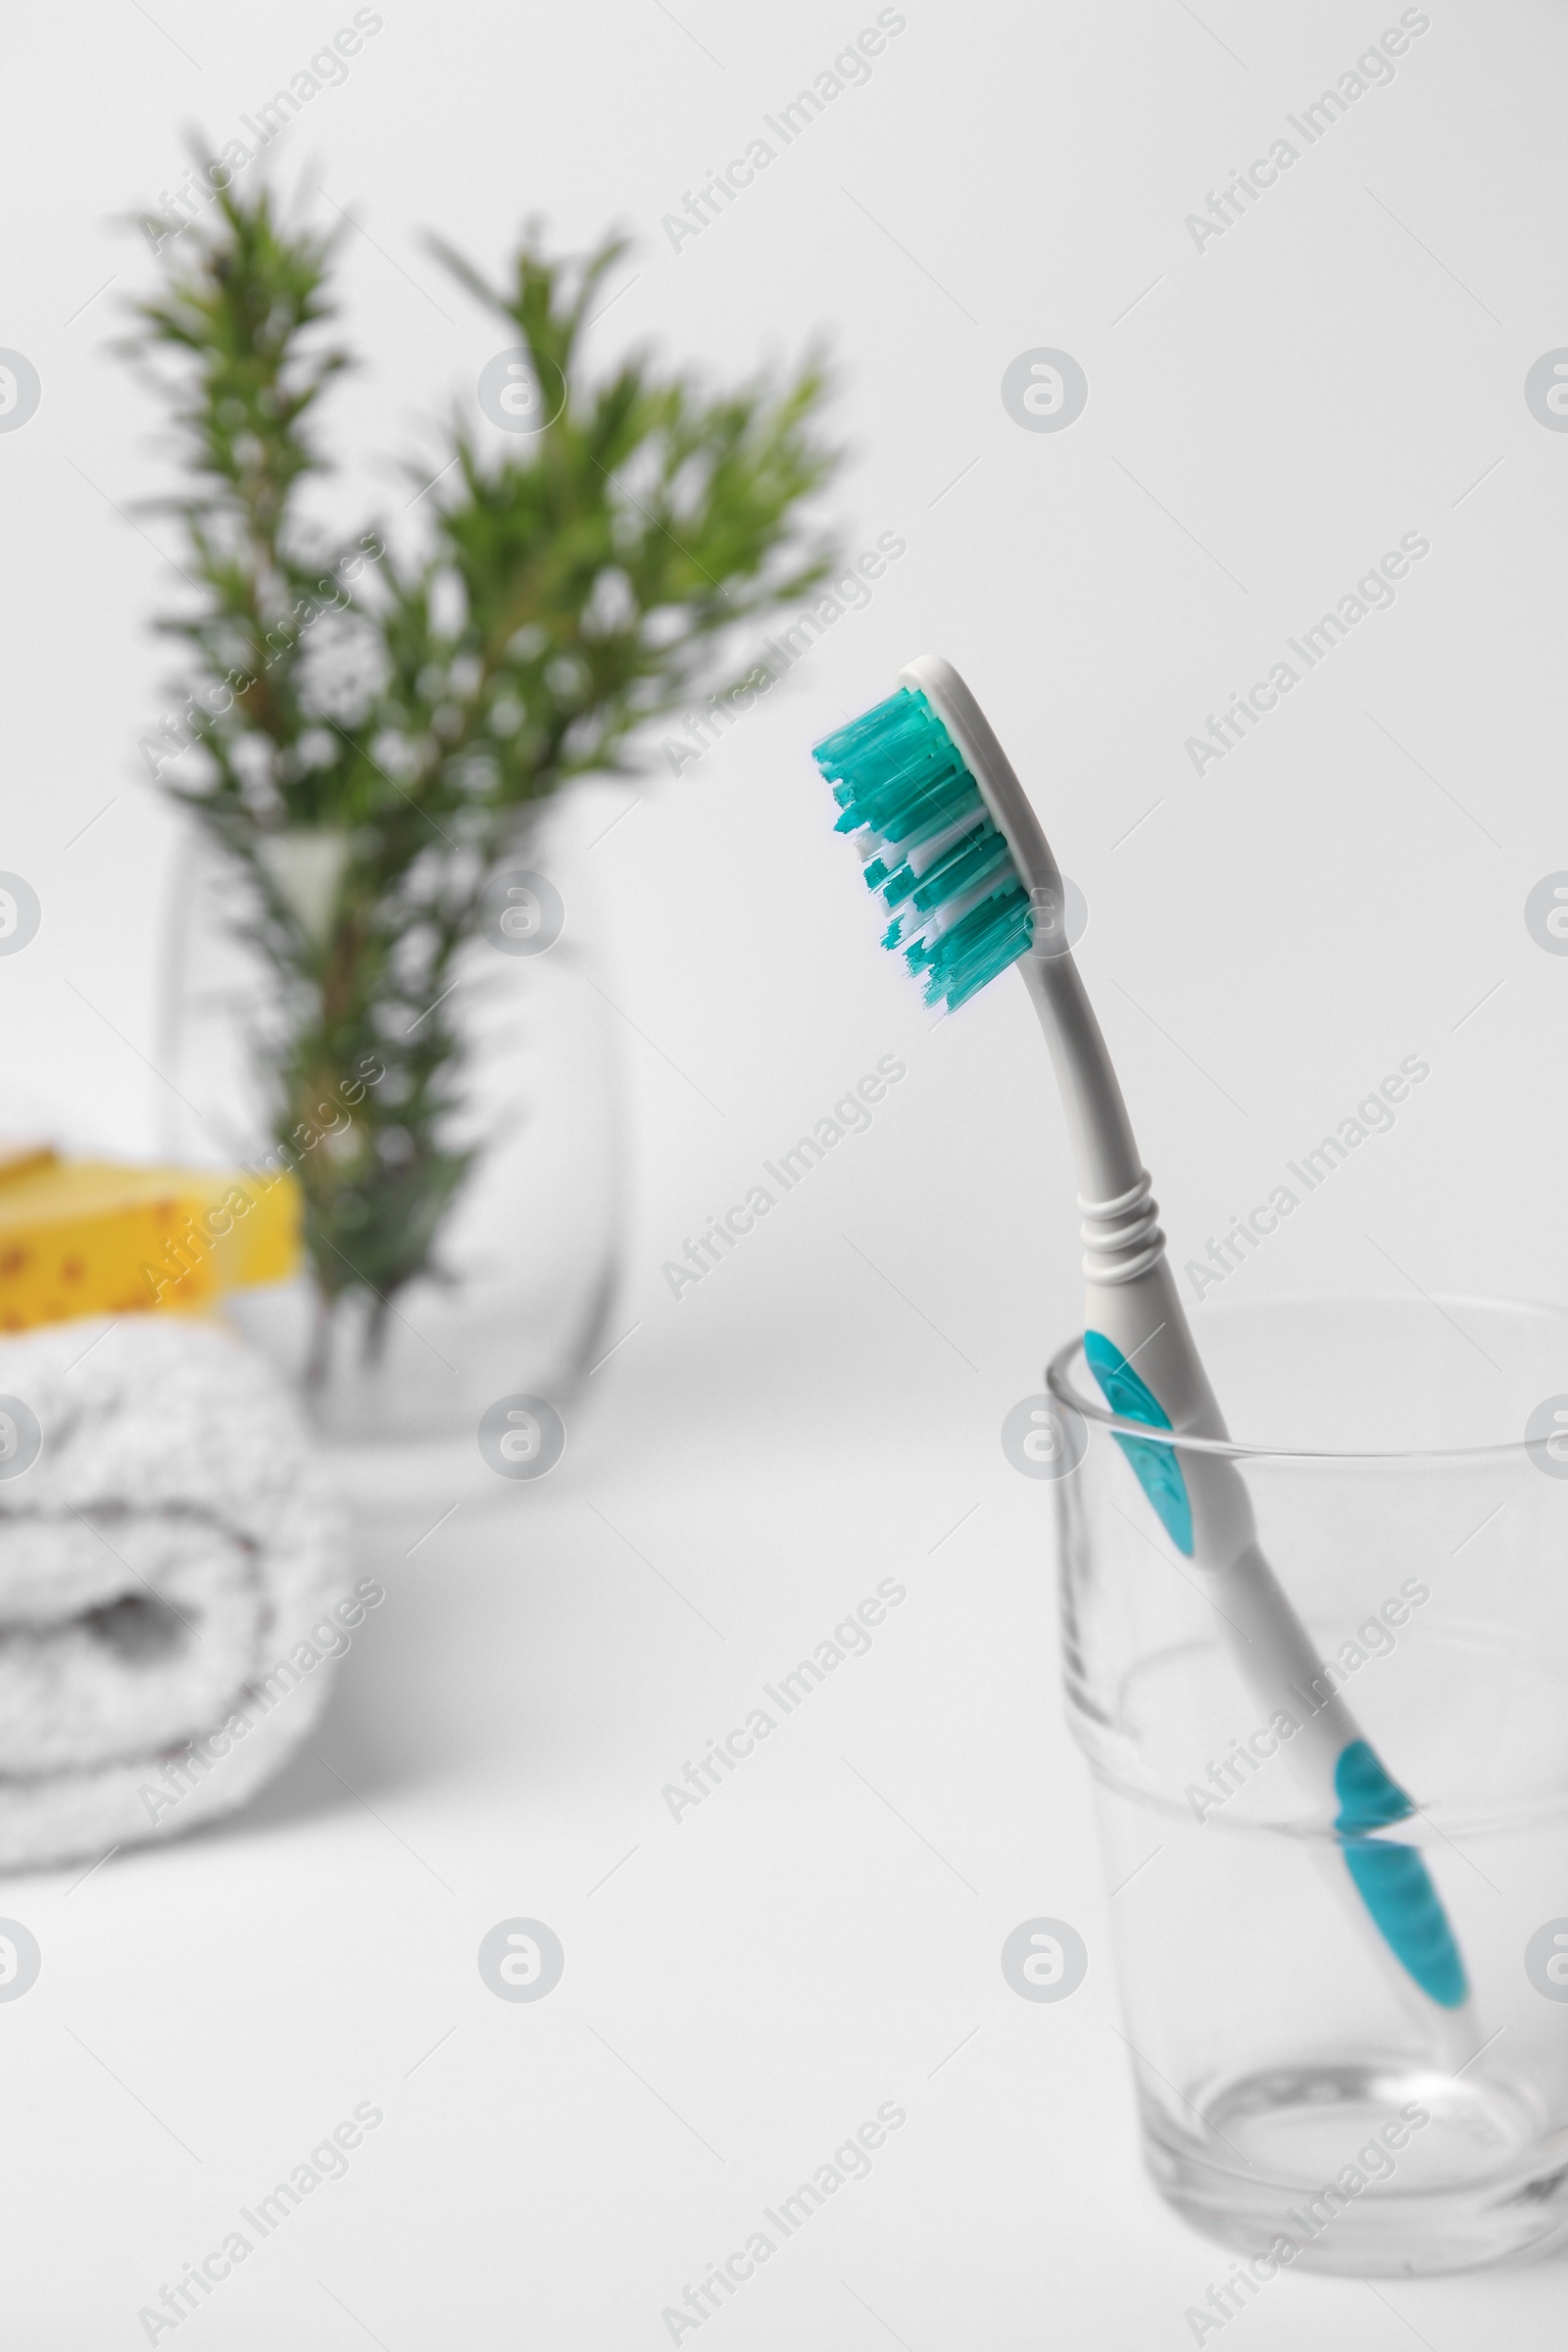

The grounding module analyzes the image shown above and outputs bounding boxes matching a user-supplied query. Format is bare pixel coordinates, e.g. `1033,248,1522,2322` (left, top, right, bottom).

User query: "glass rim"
1044,1291,1568,1465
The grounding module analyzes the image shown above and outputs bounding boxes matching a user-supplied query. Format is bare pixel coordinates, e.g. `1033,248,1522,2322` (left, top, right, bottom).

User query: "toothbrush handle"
1082,1257,1467,2012
1082,1258,1360,1758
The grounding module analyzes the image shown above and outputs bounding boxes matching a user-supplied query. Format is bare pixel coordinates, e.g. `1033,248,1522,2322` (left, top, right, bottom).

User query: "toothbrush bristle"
811,687,1032,1011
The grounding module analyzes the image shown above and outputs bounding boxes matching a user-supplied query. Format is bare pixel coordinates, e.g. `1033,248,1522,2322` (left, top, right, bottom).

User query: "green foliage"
128,172,839,1365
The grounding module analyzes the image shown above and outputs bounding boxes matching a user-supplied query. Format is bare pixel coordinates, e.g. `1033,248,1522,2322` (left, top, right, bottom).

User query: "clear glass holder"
1047,1293,1568,2276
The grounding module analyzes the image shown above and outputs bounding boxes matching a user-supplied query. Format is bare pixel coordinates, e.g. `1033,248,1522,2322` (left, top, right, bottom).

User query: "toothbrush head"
811,683,1034,1012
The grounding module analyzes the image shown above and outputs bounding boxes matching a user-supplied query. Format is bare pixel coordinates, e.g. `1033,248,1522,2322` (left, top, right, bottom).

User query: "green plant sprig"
129,169,839,1371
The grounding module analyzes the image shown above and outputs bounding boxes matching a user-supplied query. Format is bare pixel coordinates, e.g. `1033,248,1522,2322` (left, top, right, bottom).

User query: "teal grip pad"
1334,1739,1468,2009
1084,1329,1195,1556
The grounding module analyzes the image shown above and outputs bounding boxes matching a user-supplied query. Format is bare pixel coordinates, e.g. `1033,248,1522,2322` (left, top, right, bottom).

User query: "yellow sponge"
0,1153,303,1333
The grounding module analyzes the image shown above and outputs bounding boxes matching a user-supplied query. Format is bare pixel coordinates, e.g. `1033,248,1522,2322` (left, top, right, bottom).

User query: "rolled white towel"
0,1316,359,1871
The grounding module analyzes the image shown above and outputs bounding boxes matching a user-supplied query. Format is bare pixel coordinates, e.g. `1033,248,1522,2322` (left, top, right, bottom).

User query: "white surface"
3,0,1568,2341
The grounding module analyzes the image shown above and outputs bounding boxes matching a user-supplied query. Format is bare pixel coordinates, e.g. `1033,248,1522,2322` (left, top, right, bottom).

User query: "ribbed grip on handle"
1078,1172,1165,1285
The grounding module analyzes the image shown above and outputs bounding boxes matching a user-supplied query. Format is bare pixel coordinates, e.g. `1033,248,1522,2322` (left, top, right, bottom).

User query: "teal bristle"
811,686,1033,1012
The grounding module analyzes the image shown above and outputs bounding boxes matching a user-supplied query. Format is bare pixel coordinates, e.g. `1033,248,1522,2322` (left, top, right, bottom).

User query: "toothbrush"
811,656,1469,2025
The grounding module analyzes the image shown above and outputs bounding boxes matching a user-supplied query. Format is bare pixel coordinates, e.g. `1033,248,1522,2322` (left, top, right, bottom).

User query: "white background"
3,0,1567,2343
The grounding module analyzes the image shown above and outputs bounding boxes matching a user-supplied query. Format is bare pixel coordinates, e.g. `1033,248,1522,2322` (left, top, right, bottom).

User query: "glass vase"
153,788,627,1511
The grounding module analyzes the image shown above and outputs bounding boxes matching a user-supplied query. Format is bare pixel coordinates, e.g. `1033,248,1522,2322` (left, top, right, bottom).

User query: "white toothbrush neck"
901,654,1154,1235
1016,953,1151,1243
